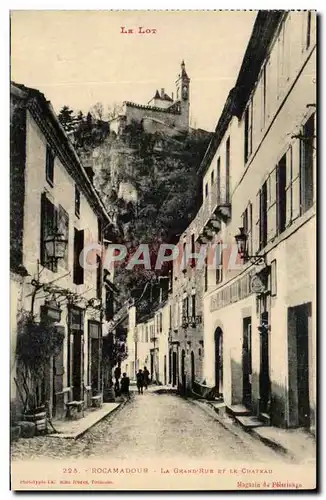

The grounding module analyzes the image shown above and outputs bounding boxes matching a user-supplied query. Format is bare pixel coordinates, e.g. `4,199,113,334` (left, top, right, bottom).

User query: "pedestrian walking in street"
120,372,130,401
136,369,144,394
114,379,120,398
143,366,150,390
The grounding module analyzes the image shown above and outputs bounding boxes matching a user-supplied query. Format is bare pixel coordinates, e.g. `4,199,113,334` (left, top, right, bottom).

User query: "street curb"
190,399,244,439
50,402,126,440
248,429,293,458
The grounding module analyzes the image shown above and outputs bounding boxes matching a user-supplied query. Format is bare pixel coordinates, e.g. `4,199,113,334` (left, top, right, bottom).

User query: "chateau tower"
175,60,190,130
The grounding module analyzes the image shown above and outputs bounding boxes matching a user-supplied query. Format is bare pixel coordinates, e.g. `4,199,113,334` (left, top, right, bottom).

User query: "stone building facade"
186,11,316,432
122,300,170,386
10,82,115,421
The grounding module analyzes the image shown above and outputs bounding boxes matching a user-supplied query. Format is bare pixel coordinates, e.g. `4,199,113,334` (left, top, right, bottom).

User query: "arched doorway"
172,352,177,387
214,328,223,397
181,349,186,394
168,349,172,384
191,351,195,387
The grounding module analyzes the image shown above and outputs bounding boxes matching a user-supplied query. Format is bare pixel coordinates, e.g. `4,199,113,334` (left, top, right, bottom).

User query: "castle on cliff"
110,61,190,136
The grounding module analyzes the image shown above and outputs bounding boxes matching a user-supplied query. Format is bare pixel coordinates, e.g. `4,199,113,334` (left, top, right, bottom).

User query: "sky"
10,10,257,132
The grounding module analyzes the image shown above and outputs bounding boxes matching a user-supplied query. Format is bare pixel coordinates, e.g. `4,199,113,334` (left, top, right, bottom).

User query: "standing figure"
114,378,120,398
136,369,144,395
143,366,150,390
120,372,130,401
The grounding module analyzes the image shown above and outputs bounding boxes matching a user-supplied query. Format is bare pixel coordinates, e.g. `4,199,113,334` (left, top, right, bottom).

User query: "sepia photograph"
9,9,317,491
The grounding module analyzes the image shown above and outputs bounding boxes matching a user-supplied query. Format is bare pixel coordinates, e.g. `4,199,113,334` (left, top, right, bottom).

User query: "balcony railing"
194,183,231,243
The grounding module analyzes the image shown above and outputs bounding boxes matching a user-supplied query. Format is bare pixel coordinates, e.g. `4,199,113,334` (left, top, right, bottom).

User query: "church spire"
180,60,189,81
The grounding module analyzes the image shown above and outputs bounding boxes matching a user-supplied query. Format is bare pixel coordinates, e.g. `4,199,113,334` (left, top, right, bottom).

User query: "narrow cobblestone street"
11,391,292,463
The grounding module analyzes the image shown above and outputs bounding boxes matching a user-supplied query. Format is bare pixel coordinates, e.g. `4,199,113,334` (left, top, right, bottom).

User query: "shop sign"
250,275,266,294
41,301,62,322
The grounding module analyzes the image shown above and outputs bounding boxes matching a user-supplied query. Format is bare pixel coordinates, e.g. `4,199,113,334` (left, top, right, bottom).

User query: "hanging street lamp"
234,227,266,266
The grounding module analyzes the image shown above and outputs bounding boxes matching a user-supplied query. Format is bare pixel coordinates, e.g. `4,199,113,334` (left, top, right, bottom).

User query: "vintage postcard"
10,10,317,491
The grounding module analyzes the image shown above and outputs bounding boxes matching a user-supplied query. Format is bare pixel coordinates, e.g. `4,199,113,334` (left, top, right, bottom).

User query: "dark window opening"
217,157,221,196
244,102,253,164
105,288,114,321
300,114,315,214
242,202,253,256
46,145,55,186
75,185,81,218
226,137,230,202
215,243,223,284
96,254,102,299
192,294,196,316
244,108,249,163
97,218,102,243
40,192,57,272
204,259,208,292
190,234,195,268
73,228,84,285
277,154,287,234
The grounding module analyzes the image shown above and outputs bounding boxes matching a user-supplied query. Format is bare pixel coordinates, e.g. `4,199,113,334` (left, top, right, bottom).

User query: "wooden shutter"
40,192,56,268
267,43,277,119
254,190,261,253
267,168,277,242
292,140,301,220
285,146,293,226
58,205,69,268
248,202,253,256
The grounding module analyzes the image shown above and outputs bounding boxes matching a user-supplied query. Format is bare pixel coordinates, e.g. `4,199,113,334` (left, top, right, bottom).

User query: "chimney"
171,92,174,101
161,88,165,98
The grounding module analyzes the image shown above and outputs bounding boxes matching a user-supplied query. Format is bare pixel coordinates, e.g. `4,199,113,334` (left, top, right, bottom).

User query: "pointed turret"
180,60,190,81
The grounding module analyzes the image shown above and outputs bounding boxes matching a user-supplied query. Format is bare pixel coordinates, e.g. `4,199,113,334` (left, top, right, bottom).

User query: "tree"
58,105,75,131
91,102,104,121
107,102,124,121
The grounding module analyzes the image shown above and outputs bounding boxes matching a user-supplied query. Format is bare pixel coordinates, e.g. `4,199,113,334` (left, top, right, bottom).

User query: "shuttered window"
58,205,69,269
96,254,102,298
276,154,287,234
40,192,57,272
267,168,277,242
225,137,230,202
242,203,253,257
285,146,294,226
244,100,253,163
260,182,268,249
292,141,301,220
254,190,261,254
300,114,315,214
215,243,223,284
260,65,267,130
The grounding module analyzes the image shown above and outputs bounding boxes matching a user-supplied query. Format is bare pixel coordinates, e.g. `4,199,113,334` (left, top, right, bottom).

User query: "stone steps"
235,415,267,429
226,404,252,417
